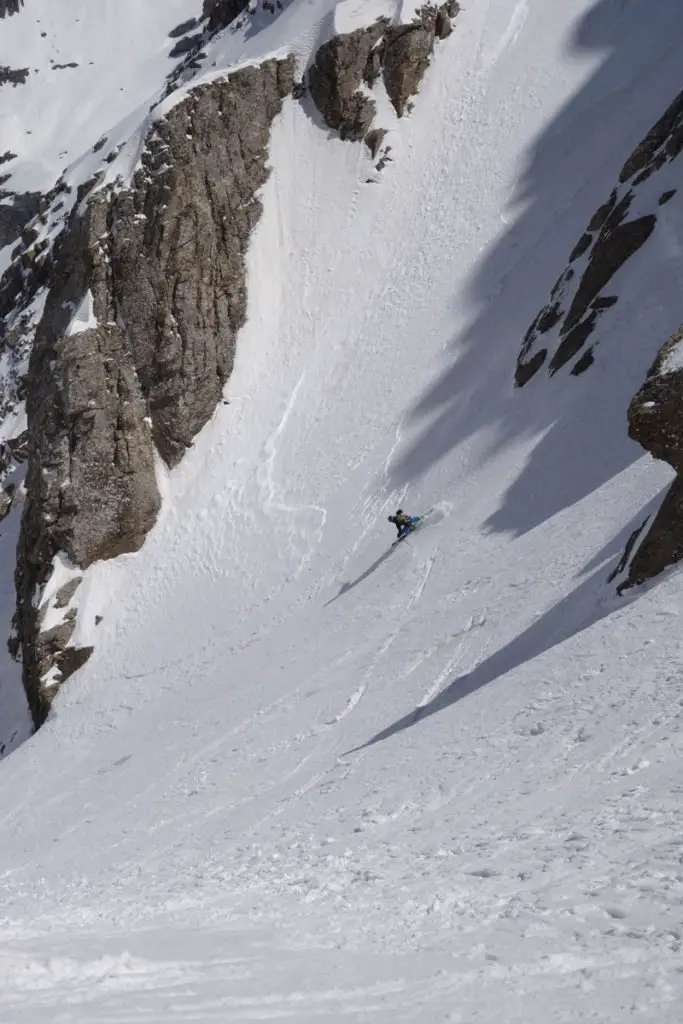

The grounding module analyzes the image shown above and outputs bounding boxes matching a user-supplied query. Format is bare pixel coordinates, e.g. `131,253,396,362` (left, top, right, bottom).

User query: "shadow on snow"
324,543,401,606
391,0,683,538
349,492,667,754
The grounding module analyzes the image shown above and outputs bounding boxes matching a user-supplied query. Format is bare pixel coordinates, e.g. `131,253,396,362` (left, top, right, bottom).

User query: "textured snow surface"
0,0,201,192
1,0,683,1021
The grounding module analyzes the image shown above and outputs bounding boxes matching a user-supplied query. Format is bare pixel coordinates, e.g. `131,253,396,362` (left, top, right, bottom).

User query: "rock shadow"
391,0,683,537
349,497,669,753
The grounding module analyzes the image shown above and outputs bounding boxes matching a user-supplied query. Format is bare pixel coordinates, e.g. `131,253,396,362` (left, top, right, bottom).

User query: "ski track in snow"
1,0,683,1021
326,544,439,725
476,0,530,72
417,609,489,707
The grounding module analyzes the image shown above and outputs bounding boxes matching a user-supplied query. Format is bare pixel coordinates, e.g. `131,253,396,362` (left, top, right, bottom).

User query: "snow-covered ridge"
0,0,446,206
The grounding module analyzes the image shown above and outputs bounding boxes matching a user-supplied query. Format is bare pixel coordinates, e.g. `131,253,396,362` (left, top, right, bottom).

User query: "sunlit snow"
0,1,682,1021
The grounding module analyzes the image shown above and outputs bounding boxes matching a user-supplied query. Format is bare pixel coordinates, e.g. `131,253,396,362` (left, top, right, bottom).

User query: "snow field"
0,0,683,1020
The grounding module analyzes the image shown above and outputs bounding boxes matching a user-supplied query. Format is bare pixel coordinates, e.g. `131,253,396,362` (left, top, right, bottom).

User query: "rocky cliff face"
516,89,683,387
14,57,295,726
109,60,294,466
0,0,23,18
3,0,460,729
308,21,388,142
616,326,683,591
0,191,41,250
308,2,459,149
382,2,456,116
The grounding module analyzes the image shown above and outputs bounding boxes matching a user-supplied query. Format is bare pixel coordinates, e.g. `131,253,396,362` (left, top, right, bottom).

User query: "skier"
388,509,417,539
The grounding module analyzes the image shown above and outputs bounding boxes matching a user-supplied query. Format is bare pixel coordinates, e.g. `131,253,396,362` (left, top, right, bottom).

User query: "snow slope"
0,0,203,193
1,0,683,1021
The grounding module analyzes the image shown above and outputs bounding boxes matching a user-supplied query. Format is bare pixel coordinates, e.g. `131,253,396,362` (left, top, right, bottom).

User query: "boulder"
308,22,387,141
619,326,683,590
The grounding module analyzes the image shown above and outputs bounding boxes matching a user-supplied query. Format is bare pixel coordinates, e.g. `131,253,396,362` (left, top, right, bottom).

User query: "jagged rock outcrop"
112,59,294,466
202,0,249,34
307,20,387,141
23,211,162,567
619,91,683,186
516,88,683,386
617,326,683,591
365,128,388,159
308,3,459,143
163,0,270,133
0,66,29,88
308,21,387,141
383,2,457,116
0,0,23,19
0,432,28,480
16,57,295,726
15,202,161,721
0,191,41,249
0,213,55,458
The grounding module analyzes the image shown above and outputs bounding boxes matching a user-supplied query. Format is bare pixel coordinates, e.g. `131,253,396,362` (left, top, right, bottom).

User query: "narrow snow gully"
0,1,682,1022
